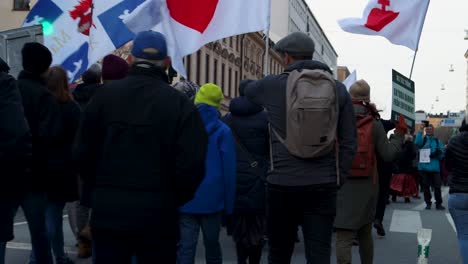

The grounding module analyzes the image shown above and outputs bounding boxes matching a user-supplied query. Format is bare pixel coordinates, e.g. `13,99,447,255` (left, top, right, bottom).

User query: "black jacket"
17,71,61,192
446,131,468,194
0,72,32,195
395,141,418,174
73,82,101,108
223,96,269,213
245,60,357,186
73,63,208,231
48,100,81,203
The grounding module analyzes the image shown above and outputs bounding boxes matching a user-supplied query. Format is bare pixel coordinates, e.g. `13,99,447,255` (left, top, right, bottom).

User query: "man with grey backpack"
244,32,357,264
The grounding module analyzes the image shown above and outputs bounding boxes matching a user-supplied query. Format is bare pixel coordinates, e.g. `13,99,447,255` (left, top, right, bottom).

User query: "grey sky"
307,0,468,118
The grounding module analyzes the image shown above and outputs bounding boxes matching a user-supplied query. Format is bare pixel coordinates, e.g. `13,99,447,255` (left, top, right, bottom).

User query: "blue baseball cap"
131,31,168,60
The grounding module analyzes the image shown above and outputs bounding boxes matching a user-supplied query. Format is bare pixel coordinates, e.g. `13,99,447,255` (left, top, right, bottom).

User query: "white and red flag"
338,0,430,51
123,0,270,77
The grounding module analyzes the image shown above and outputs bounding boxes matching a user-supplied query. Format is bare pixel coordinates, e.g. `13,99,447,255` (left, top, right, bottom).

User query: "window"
235,71,239,96
196,51,202,85
229,37,233,48
228,67,232,97
13,0,30,10
205,54,210,83
214,59,218,85
221,63,226,94
236,36,241,52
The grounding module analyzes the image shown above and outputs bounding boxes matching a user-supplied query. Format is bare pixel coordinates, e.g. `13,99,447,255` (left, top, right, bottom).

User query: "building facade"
465,49,468,121
270,0,338,75
0,0,35,32
337,66,351,82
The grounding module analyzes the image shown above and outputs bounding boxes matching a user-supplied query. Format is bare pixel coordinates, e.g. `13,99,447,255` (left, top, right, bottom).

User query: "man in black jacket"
245,32,357,264
0,58,33,264
73,31,208,263
2,43,60,264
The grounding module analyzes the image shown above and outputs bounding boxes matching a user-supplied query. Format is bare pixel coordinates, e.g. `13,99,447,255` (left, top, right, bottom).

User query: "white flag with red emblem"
123,0,270,77
338,0,430,51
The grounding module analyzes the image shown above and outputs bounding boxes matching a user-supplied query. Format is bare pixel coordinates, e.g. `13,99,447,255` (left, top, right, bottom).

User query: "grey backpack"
272,69,339,158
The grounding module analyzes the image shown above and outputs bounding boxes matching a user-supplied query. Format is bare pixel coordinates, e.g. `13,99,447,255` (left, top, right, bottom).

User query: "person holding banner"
415,124,445,210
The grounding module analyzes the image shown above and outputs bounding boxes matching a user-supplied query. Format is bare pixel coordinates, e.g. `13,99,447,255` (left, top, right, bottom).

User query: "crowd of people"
0,29,467,264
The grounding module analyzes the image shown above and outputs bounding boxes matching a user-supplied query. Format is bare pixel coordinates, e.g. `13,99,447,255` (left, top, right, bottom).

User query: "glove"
395,115,409,135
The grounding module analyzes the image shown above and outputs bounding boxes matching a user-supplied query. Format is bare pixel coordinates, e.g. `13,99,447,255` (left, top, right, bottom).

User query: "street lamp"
465,29,468,40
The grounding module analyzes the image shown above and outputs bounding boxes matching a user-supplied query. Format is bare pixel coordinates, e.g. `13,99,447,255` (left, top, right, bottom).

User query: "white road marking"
446,213,457,234
6,242,77,254
390,210,422,234
13,215,69,226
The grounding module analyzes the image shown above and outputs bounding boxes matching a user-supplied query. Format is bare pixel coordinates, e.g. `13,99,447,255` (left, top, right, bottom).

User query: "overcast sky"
306,0,468,119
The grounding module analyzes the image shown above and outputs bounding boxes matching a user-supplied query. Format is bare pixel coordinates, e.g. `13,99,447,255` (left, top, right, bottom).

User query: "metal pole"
410,50,418,79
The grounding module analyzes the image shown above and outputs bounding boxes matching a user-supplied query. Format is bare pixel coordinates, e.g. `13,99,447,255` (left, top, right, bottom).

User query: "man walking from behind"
415,124,445,210
245,32,357,264
0,58,32,264
73,31,208,263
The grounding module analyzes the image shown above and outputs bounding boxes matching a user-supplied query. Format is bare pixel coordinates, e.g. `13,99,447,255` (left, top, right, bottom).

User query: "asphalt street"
4,187,461,264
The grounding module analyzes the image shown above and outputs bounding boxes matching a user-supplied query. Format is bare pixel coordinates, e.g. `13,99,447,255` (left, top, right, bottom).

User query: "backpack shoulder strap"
225,117,259,168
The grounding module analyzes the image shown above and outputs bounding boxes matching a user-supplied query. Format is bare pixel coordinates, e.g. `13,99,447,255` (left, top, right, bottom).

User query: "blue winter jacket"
415,131,444,173
180,104,237,215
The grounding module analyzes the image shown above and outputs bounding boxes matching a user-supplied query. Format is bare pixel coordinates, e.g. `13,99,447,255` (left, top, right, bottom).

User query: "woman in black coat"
30,66,80,264
223,80,269,264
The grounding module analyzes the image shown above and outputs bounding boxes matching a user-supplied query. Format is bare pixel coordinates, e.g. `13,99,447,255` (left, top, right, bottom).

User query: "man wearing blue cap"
73,31,208,263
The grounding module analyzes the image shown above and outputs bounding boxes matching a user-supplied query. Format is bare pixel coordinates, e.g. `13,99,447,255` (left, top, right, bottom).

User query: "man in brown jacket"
335,80,405,264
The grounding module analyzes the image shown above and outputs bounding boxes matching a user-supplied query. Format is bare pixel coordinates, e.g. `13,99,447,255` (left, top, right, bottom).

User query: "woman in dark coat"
30,66,80,264
390,135,419,203
223,80,269,264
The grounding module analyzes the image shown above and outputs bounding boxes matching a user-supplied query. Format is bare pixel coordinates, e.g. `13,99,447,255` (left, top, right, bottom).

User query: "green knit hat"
194,83,224,109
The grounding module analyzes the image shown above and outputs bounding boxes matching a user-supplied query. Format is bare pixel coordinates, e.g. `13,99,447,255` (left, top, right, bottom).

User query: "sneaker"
352,238,359,246
57,257,75,264
425,204,432,210
373,221,386,236
436,204,446,210
405,198,411,203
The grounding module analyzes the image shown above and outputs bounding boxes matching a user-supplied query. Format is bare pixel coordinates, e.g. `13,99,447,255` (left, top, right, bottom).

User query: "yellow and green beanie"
194,83,224,109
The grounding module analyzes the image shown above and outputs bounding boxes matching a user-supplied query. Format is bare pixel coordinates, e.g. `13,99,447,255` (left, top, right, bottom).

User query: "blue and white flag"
23,0,144,82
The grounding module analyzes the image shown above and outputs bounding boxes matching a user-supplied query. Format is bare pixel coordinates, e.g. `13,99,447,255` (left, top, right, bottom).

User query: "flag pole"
409,0,430,80
263,0,271,77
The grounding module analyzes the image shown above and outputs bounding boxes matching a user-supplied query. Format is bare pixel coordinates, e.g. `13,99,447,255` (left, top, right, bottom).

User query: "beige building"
0,0,36,32
337,66,351,82
183,33,284,112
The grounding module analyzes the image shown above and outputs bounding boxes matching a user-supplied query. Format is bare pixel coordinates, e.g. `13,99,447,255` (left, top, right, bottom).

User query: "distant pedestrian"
177,83,237,264
223,80,269,264
415,124,445,210
0,57,32,264
446,119,468,264
72,64,102,108
335,80,405,264
244,32,358,263
390,135,419,203
73,31,208,263
29,66,79,264
173,77,199,101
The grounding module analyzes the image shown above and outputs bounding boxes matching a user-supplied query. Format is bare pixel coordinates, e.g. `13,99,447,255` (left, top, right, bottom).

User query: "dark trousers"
267,183,337,264
375,166,392,222
336,223,373,264
92,228,177,264
421,171,443,206
177,213,222,264
236,243,263,264
0,192,52,264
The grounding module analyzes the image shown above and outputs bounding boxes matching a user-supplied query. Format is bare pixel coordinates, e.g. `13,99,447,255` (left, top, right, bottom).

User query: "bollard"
417,228,432,264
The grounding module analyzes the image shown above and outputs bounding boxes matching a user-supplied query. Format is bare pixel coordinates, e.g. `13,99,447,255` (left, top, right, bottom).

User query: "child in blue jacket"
177,83,236,264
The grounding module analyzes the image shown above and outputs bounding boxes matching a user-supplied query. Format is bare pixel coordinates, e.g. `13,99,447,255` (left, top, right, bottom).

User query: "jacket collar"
129,62,169,83
18,70,46,85
285,60,333,75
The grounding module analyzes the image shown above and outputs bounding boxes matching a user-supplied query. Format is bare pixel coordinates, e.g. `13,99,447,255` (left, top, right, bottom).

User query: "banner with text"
391,69,415,129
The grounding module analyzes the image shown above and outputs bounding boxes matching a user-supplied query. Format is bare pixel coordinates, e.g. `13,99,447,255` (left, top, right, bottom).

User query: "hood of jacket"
197,104,221,135
229,96,263,117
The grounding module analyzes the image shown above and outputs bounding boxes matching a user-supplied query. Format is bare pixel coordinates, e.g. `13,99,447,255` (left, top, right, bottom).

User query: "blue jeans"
177,213,222,264
0,192,52,264
30,201,68,264
449,193,468,264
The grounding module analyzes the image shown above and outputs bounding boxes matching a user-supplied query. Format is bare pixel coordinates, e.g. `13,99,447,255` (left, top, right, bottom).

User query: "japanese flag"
338,0,430,51
123,0,271,77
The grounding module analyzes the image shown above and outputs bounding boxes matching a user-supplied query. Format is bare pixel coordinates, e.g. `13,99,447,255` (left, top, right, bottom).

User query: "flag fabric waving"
338,0,430,51
23,0,144,83
343,70,357,91
123,0,271,78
